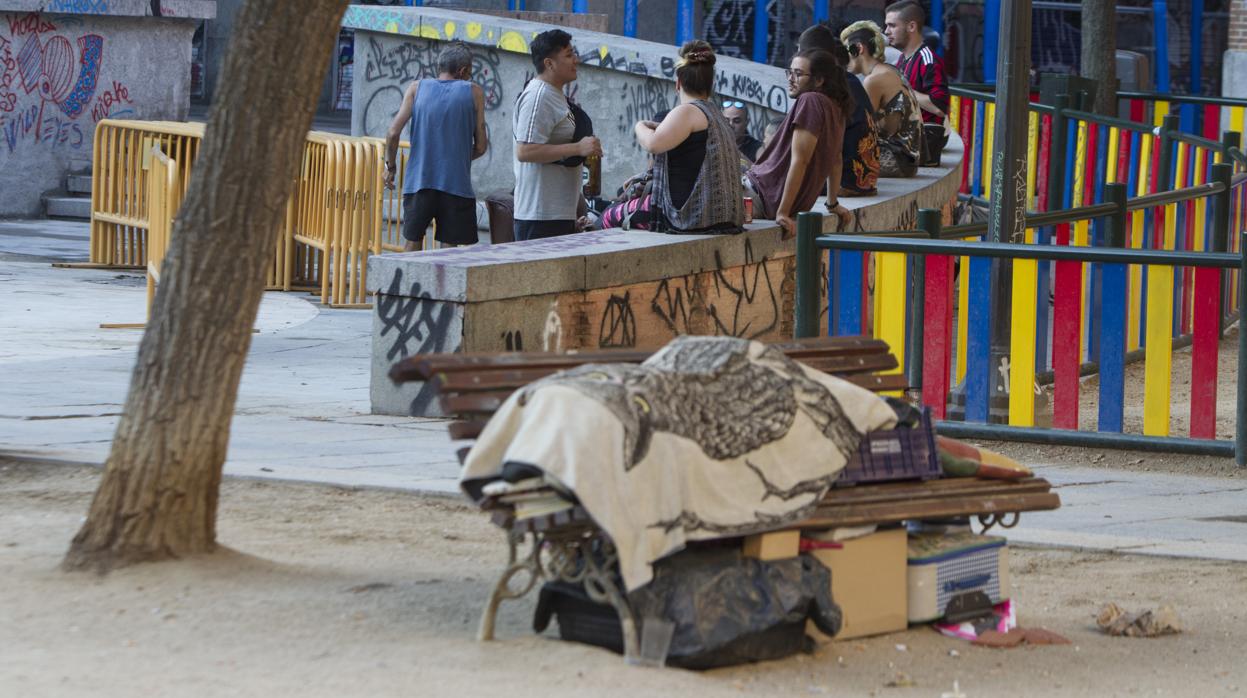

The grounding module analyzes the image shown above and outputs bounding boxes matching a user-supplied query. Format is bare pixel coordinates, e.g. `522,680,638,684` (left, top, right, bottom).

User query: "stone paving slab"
2,220,1246,561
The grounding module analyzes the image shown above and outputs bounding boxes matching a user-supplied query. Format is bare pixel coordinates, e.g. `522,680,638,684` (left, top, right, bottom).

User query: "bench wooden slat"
819,476,1051,505
431,354,902,395
796,492,1061,529
389,336,891,383
448,419,490,440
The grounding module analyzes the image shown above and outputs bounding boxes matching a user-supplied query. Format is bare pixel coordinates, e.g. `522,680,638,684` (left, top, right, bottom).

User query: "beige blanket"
461,336,897,591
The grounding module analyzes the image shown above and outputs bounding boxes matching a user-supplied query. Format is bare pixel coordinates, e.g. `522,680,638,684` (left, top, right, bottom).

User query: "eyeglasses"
784,68,811,81
721,100,745,109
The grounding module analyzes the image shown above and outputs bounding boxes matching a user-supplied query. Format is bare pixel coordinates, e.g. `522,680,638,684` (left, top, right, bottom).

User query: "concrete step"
67,158,92,175
66,174,93,195
44,195,91,220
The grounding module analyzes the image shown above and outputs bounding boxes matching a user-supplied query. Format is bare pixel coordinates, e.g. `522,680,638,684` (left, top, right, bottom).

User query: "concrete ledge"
368,134,964,416
0,1,215,19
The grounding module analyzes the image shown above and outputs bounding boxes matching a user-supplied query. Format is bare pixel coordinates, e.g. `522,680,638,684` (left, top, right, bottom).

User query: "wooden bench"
389,337,1059,659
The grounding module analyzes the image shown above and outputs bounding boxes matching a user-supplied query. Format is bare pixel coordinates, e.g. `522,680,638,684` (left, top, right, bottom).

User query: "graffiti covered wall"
0,11,199,216
345,6,788,200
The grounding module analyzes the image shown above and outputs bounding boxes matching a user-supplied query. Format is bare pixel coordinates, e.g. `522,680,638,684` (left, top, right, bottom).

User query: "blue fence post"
572,0,587,12
984,0,999,83
1099,183,1129,433
1191,0,1203,95
676,0,695,45
931,0,945,49
751,0,768,64
623,0,637,38
813,0,830,24
1153,0,1170,92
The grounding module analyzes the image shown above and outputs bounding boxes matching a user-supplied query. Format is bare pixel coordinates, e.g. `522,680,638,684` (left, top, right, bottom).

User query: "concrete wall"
0,1,212,216
365,134,965,417
343,5,787,199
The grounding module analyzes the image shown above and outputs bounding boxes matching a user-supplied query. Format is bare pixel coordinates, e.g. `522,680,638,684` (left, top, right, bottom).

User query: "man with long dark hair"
744,49,854,237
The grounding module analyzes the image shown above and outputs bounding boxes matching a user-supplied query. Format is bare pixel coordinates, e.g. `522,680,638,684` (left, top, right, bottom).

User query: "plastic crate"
834,406,940,487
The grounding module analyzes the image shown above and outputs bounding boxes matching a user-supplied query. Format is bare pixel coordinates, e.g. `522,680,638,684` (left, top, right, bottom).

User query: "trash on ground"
1096,602,1183,637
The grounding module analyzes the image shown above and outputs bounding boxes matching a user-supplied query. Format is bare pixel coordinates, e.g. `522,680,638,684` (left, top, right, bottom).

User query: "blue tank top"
403,79,476,198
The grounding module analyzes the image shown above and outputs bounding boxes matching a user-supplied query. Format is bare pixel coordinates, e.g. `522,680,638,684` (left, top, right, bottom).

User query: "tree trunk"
1081,0,1117,116
64,0,350,572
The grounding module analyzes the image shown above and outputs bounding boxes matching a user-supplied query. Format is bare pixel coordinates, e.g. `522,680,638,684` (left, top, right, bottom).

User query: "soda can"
743,196,753,224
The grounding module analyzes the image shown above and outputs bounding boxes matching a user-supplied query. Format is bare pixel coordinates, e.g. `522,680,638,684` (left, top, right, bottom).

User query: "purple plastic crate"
834,406,940,487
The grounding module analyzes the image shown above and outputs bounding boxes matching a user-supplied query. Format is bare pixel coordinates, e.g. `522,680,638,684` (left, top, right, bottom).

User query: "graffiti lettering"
46,0,110,14
6,13,57,38
376,270,459,415
599,291,637,348
90,78,130,122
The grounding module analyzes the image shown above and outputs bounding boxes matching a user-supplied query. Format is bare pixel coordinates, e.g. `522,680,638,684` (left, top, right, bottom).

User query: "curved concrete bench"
367,135,964,416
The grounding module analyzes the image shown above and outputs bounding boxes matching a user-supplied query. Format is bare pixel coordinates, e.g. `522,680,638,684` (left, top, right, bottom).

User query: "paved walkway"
2,219,1246,563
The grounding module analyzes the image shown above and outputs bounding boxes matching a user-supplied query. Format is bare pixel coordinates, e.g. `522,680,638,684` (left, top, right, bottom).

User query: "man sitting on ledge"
744,49,854,238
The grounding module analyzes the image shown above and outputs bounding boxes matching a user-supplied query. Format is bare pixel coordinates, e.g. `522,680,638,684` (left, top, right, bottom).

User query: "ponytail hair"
796,49,854,117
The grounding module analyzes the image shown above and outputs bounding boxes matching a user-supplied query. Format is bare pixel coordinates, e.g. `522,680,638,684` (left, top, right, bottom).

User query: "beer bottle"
583,153,601,198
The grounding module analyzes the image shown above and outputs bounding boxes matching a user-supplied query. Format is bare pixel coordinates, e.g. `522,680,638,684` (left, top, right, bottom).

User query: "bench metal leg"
583,543,640,662
477,531,540,642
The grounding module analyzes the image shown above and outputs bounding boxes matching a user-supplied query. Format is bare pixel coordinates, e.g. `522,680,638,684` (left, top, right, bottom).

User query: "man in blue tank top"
384,42,489,250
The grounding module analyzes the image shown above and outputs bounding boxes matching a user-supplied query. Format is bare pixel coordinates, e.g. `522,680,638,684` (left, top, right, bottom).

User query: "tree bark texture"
64,0,350,572
1081,0,1117,116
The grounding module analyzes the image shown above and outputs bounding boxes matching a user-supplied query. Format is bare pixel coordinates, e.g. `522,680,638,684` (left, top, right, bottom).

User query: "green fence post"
794,212,822,340
908,209,942,392
1046,95,1069,214
1220,130,1241,164
1157,113,1180,191
1213,162,1234,335
1239,228,1247,467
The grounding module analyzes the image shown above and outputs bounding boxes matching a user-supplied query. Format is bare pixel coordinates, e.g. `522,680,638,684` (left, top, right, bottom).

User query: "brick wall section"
1233,0,1247,50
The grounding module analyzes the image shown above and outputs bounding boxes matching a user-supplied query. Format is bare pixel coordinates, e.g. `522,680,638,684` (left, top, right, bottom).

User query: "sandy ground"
3,459,1246,698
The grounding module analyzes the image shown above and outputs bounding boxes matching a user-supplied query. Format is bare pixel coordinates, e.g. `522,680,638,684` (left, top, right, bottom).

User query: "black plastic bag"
534,549,841,670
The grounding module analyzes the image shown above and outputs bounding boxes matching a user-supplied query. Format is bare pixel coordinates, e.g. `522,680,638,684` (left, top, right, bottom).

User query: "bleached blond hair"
840,20,886,61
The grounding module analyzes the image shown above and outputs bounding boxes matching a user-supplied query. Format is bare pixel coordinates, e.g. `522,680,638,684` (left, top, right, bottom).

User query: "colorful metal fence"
795,160,1247,462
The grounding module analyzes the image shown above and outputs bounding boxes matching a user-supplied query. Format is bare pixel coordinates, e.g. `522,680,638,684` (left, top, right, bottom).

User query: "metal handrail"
1117,90,1247,109
1127,181,1226,211
811,235,1242,269
1061,108,1157,135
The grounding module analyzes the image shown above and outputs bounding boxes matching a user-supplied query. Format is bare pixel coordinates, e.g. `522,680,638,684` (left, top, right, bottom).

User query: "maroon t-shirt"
746,91,844,219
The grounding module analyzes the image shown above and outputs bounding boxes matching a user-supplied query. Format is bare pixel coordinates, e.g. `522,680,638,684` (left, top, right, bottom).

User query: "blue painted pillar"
813,0,830,24
623,0,637,38
984,0,999,83
1190,0,1203,93
1153,0,1170,92
676,0,695,45
573,0,587,12
752,0,768,64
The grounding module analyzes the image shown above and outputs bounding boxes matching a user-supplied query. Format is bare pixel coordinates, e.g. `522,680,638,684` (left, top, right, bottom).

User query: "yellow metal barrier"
145,146,181,319
91,120,407,308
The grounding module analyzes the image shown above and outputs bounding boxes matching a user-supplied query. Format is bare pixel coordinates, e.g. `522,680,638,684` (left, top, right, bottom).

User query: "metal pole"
1152,0,1171,92
795,212,823,339
751,0,768,64
986,0,1032,418
623,0,637,38
1213,162,1233,335
909,209,942,391
1239,228,1247,466
676,0,695,45
813,0,830,24
984,0,1000,83
1046,95,1069,214
1157,113,1179,192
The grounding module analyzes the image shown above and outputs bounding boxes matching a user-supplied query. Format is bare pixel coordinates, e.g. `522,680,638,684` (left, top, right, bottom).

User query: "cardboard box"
806,527,908,640
742,530,800,560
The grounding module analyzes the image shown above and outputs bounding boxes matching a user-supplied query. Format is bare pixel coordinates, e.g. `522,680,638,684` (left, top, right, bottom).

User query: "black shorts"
513,219,577,241
402,189,478,246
